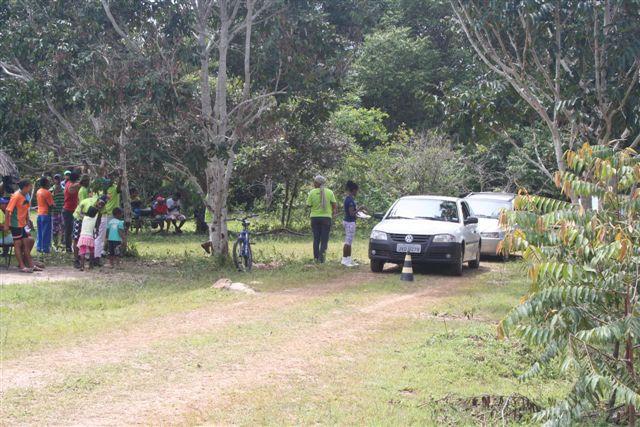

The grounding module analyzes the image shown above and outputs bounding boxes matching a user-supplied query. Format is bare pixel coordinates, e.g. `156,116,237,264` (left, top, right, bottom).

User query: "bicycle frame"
238,223,250,257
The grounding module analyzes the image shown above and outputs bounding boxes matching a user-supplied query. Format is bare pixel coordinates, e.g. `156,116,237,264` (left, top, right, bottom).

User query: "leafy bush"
331,105,390,149
332,131,470,213
499,144,640,425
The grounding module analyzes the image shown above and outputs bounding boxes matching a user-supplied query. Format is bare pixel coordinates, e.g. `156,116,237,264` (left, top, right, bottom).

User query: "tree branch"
44,98,89,148
0,60,33,82
101,0,142,53
497,128,554,181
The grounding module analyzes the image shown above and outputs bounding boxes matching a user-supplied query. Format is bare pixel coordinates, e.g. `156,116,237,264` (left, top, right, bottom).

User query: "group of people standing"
1,169,364,271
307,176,364,267
0,170,127,272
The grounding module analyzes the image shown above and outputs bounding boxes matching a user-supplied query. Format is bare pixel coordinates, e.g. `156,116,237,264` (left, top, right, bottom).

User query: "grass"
209,320,566,426
2,228,371,359
1,230,571,425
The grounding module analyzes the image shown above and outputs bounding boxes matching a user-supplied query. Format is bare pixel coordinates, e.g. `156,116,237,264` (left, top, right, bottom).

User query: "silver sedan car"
464,193,515,260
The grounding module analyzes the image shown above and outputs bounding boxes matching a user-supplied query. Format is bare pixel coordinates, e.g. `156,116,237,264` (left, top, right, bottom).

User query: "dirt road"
1,264,497,425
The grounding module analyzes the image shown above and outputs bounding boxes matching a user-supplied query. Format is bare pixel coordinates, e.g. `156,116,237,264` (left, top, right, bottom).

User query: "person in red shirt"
152,196,169,233
62,172,80,253
36,176,55,254
5,179,38,272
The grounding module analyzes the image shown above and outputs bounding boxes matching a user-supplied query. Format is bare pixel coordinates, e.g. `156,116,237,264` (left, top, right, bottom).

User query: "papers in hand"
356,211,371,219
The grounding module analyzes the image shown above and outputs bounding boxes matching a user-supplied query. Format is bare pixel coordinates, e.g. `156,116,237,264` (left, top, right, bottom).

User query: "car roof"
465,192,515,201
399,195,461,202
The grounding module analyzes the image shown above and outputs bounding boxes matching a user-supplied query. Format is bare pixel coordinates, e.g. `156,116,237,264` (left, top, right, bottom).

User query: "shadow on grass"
380,262,493,278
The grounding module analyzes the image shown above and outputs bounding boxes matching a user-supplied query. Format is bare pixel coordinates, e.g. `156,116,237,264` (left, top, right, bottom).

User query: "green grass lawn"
1,228,373,359
1,230,571,425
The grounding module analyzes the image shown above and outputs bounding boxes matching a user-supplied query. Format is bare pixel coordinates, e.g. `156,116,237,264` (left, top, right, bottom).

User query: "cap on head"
314,175,326,186
54,174,62,180
64,170,72,176
0,197,9,205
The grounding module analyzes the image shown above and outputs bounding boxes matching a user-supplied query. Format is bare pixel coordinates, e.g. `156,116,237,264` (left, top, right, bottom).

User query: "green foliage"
331,105,389,149
332,131,470,213
233,97,350,225
499,144,640,425
351,27,441,129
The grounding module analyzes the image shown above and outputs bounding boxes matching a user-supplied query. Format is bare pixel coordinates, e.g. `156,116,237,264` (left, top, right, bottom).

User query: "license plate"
396,243,422,253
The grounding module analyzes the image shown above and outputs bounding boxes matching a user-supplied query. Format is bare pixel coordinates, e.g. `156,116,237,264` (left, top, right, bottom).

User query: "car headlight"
370,230,388,241
433,234,456,243
480,232,504,239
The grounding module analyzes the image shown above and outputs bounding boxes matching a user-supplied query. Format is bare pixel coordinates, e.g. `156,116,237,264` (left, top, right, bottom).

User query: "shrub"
499,144,640,425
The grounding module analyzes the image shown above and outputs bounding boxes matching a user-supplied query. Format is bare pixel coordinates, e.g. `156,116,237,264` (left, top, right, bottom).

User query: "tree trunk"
625,285,636,427
607,341,621,420
286,179,300,227
194,203,208,234
263,175,274,211
118,130,132,226
281,179,290,226
205,157,232,257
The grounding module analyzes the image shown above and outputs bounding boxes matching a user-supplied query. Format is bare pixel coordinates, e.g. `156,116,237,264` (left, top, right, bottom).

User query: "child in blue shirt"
342,181,360,267
107,207,126,268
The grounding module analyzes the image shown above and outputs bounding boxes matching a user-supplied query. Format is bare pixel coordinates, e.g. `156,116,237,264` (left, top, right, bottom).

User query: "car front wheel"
451,246,464,276
370,259,385,273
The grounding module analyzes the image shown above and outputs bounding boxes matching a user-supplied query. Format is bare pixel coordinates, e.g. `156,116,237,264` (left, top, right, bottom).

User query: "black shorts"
72,220,82,241
108,241,122,256
10,227,30,240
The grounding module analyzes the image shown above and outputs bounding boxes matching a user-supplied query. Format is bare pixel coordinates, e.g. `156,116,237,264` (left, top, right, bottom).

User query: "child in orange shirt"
5,179,37,272
36,177,55,254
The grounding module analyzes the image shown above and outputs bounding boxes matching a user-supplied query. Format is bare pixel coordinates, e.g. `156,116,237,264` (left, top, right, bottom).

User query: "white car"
464,192,515,260
369,196,481,276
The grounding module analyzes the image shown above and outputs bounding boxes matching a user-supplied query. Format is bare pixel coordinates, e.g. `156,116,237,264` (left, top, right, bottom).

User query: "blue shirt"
344,195,357,223
107,218,125,242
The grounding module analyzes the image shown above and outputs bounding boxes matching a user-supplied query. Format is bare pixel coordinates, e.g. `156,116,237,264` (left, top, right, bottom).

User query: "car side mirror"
464,217,479,225
373,212,385,220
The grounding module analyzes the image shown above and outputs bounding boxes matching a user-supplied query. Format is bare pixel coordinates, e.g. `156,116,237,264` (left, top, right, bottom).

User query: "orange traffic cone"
400,253,414,282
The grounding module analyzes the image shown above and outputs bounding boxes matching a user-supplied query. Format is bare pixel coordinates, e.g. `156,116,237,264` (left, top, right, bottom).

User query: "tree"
235,97,349,226
499,144,640,425
191,0,277,256
451,1,640,177
351,27,441,129
101,0,278,256
333,130,469,213
331,105,390,149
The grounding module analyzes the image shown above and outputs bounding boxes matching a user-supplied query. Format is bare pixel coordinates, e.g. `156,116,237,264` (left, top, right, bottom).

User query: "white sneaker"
341,257,358,268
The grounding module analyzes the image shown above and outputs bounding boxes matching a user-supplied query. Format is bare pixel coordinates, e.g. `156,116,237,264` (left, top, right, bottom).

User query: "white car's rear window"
466,199,512,219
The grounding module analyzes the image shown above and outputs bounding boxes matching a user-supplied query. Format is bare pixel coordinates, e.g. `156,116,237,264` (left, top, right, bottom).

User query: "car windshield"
466,199,512,218
386,199,459,223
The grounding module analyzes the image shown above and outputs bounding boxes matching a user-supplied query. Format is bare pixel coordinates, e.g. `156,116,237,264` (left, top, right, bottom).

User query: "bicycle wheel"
232,239,253,272
244,241,253,272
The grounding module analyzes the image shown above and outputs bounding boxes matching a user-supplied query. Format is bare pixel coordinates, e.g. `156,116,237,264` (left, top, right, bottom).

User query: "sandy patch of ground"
0,266,95,285
0,271,381,391
65,270,485,426
1,264,498,425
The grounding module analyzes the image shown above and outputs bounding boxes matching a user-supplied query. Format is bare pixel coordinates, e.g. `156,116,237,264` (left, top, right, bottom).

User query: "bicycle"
229,214,257,272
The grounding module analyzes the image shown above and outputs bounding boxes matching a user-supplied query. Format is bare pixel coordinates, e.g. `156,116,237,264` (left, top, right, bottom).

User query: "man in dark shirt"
342,181,360,267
